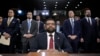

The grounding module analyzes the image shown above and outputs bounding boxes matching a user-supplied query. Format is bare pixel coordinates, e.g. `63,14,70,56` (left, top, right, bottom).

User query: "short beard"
46,29,55,33
86,14,91,17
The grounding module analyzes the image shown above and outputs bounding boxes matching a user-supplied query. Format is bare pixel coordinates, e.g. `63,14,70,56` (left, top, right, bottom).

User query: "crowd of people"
0,8,100,53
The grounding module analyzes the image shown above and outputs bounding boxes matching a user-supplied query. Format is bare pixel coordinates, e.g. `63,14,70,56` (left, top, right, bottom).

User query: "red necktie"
49,34,53,49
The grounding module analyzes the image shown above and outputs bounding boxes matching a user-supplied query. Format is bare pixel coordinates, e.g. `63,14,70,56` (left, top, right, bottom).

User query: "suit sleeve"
76,21,82,38
30,34,39,52
32,21,38,37
40,22,45,32
61,34,73,53
10,19,20,36
20,21,25,36
94,20,99,38
80,19,84,38
63,20,69,37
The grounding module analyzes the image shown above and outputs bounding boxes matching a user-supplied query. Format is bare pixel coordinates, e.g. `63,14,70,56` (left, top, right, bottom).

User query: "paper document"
0,35,10,46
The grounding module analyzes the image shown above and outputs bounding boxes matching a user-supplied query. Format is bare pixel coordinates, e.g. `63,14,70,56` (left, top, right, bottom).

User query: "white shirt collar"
69,18,74,22
47,32,55,49
85,17,91,19
85,17,91,21
8,17,14,21
47,32,55,36
27,19,32,21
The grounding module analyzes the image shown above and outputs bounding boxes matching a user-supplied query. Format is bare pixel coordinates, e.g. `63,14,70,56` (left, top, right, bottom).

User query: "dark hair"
26,11,33,16
0,16,3,19
84,8,90,13
27,11,33,13
8,9,15,13
45,18,56,24
68,10,75,13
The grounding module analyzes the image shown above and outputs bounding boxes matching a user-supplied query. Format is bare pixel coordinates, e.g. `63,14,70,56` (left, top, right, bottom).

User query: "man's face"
8,10,14,17
0,17,2,22
36,16,40,21
68,11,75,18
27,12,33,19
45,20,56,33
56,21,60,25
85,10,91,17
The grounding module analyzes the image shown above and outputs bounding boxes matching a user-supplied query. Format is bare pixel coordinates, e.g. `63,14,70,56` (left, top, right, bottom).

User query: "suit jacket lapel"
30,20,34,31
74,20,76,29
54,33,60,49
68,19,72,28
84,18,89,23
5,18,8,27
43,32,47,49
7,18,14,27
25,20,28,31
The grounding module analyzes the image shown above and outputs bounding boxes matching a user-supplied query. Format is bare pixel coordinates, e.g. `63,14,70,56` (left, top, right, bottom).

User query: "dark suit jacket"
38,21,45,33
21,19,38,37
81,17,98,41
0,24,3,34
63,19,81,40
2,18,19,37
30,32,72,53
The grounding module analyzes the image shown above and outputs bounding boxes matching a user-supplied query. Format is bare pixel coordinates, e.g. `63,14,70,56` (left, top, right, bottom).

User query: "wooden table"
0,53,100,56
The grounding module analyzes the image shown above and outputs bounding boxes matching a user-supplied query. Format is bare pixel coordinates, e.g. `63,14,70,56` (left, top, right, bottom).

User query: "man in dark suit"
36,15,44,34
1,9,20,53
63,10,81,53
0,16,3,34
80,8,98,53
56,20,62,33
30,18,72,53
21,11,38,53
0,16,3,53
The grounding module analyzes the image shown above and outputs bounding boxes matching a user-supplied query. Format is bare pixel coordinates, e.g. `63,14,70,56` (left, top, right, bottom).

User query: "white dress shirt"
56,25,60,33
37,32,55,52
37,21,40,34
85,17,92,25
27,19,32,33
47,32,55,50
69,18,74,26
7,17,14,26
69,18,74,34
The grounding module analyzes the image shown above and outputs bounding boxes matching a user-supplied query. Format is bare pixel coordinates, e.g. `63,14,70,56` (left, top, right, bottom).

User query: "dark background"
0,0,99,21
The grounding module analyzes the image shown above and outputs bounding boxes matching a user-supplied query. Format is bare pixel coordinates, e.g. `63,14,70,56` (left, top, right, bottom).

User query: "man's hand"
97,38,100,43
68,35,71,38
3,32,11,39
28,34,33,38
80,38,84,43
68,35,77,40
23,34,33,38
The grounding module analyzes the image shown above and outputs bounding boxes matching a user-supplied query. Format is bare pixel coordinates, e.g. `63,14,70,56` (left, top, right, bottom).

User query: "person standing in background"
1,9,20,53
21,11,38,53
0,16,3,34
63,10,81,53
0,16,3,53
36,15,44,34
56,20,62,33
80,8,99,53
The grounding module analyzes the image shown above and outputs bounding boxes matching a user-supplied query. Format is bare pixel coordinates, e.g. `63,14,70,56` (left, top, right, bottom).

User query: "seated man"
30,18,72,53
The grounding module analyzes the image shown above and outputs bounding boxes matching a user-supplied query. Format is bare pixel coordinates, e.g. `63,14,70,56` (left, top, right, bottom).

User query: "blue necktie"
28,20,31,33
56,25,60,33
71,19,74,34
